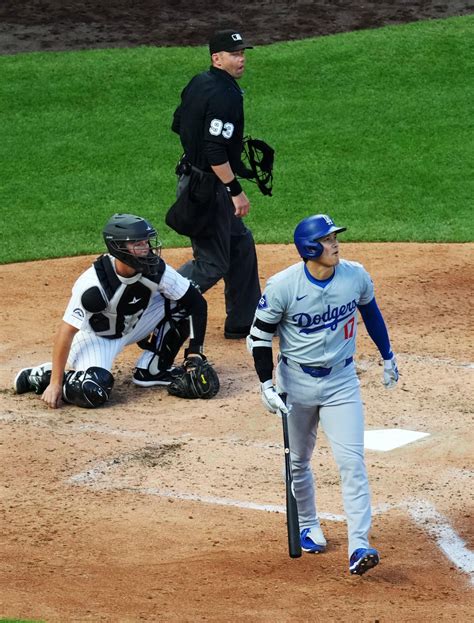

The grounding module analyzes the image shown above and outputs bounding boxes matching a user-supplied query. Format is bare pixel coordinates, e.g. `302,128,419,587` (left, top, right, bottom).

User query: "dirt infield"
1,243,473,621
1,0,473,54
1,2,474,621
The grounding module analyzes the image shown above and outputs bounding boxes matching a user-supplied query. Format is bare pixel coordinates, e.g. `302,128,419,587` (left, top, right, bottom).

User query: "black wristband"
225,178,242,196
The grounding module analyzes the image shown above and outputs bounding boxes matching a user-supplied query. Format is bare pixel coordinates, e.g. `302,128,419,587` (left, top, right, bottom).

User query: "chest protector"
83,255,165,338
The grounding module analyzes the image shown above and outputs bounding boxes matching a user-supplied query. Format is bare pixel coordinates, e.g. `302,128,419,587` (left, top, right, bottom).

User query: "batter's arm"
247,317,278,382
42,321,79,409
358,298,399,388
247,317,288,414
357,297,392,359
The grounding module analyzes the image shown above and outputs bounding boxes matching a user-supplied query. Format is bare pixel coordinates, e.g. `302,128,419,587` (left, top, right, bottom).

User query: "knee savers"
63,367,114,408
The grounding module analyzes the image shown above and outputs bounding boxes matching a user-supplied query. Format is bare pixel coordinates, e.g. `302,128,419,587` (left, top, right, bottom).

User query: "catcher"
13,213,219,408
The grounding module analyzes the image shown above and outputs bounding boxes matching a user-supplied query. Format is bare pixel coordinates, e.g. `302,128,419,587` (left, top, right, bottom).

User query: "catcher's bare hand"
41,383,63,409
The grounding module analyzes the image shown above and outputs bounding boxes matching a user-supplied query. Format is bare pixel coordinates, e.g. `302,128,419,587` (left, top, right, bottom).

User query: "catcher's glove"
167,356,220,399
241,136,275,196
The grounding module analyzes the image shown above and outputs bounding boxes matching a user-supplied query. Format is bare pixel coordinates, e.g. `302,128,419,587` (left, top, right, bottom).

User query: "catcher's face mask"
241,137,274,196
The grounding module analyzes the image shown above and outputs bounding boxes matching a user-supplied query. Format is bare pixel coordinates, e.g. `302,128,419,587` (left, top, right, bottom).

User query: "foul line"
406,498,474,585
68,458,474,584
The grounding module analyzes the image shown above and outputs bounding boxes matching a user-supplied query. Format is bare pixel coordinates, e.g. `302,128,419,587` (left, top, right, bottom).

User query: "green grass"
1,16,473,263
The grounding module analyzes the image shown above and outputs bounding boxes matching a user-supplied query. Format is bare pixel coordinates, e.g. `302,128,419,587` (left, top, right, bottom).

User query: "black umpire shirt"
172,66,245,175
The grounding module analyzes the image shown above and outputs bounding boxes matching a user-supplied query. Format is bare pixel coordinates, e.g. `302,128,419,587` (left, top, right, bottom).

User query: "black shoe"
14,363,52,394
14,368,33,394
224,325,251,339
132,366,183,387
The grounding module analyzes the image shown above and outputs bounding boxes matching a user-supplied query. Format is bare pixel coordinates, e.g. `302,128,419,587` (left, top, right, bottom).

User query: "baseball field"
1,2,473,622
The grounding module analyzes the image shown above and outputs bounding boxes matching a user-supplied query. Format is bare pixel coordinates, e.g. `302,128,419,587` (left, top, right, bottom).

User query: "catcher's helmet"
294,214,346,259
103,213,162,273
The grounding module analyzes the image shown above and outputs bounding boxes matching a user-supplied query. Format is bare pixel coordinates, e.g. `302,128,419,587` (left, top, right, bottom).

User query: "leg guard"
63,367,114,408
136,303,190,374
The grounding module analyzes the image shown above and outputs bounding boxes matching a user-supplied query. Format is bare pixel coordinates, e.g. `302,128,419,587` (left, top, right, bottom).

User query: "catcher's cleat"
14,363,53,395
14,368,33,394
132,366,183,387
300,527,327,554
349,548,379,576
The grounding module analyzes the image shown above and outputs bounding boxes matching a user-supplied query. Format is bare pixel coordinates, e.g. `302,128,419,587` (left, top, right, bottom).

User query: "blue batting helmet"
294,214,346,259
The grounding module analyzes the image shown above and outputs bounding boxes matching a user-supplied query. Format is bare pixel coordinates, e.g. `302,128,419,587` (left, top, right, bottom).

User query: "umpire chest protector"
81,254,165,338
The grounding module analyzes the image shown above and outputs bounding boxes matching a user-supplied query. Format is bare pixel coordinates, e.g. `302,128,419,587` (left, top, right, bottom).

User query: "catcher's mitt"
241,136,275,196
167,356,220,399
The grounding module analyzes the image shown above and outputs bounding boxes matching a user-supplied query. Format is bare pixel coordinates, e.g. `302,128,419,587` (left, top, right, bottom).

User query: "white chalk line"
405,498,474,585
68,457,473,584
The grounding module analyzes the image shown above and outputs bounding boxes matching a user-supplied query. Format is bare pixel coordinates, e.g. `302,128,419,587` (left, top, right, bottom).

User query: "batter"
247,214,399,575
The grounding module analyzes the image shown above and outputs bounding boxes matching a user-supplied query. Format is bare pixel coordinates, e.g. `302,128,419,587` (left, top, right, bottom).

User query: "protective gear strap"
249,317,277,342
249,326,274,342
93,255,121,301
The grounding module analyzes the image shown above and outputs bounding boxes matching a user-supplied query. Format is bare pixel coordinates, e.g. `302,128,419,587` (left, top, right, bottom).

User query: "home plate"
364,429,430,452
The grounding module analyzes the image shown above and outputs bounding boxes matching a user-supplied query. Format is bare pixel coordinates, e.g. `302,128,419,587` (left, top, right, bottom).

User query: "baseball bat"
280,397,302,558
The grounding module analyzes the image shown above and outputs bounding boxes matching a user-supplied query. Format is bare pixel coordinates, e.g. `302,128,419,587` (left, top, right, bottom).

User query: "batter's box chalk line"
68,458,473,585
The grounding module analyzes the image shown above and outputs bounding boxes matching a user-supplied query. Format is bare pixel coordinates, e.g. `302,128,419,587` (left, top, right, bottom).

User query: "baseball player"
13,213,217,408
247,214,399,576
171,28,261,339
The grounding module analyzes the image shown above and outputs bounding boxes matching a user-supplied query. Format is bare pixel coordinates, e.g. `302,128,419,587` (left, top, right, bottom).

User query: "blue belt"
281,355,353,378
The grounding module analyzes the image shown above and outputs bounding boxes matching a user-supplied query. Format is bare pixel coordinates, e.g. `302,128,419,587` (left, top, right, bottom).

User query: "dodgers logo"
293,300,357,333
257,294,268,310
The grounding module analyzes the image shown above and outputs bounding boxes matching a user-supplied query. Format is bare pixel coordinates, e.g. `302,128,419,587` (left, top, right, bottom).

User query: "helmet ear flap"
313,241,323,258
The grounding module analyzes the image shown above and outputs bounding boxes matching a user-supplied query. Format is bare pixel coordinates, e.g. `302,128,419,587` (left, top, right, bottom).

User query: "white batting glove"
383,354,399,389
260,380,289,415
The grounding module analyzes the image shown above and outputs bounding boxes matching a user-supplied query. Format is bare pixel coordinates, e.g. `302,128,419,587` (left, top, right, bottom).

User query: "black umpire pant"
176,174,261,331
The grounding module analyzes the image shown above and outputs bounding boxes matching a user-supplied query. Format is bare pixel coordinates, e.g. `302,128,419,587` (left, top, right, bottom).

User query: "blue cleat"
349,547,380,575
300,527,327,553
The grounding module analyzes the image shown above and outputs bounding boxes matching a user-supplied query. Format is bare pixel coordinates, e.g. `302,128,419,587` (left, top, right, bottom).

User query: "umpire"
171,28,261,339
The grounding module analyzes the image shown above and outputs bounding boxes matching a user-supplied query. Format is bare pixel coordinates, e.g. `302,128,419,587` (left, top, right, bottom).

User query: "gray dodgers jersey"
255,259,374,366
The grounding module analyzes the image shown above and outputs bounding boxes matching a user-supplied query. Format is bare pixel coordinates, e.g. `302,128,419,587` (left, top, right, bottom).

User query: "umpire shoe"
14,363,52,394
349,547,380,576
300,527,327,554
132,366,183,387
224,324,251,340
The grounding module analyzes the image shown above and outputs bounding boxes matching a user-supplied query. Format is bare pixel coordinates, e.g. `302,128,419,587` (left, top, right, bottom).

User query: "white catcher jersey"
255,259,374,366
63,255,190,338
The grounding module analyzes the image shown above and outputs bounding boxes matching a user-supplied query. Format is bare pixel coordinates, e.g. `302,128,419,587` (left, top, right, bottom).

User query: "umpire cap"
209,30,253,55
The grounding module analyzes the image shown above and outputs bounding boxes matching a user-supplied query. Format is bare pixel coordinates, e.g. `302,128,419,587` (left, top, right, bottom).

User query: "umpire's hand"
232,191,250,218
